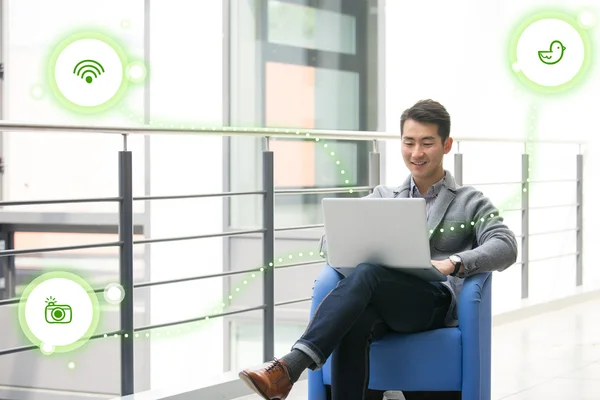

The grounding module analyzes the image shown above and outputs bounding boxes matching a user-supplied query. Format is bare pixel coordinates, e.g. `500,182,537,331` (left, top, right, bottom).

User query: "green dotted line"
115,101,538,343
94,110,354,343
64,99,539,359
52,112,537,374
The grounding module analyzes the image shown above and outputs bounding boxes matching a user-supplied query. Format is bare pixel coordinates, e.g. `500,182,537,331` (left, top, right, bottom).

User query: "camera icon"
45,297,72,324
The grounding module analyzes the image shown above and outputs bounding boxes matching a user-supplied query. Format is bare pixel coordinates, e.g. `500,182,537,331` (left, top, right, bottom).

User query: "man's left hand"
431,259,455,276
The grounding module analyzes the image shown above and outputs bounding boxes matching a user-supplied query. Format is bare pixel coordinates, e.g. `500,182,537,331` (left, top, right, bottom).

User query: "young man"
239,99,518,400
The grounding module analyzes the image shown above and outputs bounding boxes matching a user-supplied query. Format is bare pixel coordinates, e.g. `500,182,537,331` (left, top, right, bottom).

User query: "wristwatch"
449,255,462,277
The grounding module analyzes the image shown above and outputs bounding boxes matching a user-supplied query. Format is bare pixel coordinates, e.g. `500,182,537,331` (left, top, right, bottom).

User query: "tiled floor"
235,297,600,399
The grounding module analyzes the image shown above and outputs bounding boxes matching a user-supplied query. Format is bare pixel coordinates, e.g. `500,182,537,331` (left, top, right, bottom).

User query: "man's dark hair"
400,99,451,143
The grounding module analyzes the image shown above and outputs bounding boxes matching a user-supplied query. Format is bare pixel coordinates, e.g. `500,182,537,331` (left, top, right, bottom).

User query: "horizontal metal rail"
133,229,265,245
0,285,117,307
135,304,267,332
499,207,523,213
275,186,373,195
134,267,264,289
464,181,524,186
528,252,579,263
0,241,122,257
0,260,323,306
127,260,324,290
0,121,401,141
0,329,124,356
275,260,324,270
275,297,312,307
529,203,578,210
0,343,44,356
529,179,577,184
90,330,128,341
0,297,21,306
465,179,578,187
0,121,587,145
453,137,585,145
0,197,121,207
528,228,578,237
133,190,265,201
274,224,324,232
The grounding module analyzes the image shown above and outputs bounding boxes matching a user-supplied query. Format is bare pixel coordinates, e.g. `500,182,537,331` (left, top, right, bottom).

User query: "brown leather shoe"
239,358,293,400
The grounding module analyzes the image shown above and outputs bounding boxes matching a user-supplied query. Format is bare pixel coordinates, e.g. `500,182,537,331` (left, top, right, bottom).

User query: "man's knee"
346,308,380,338
354,263,386,279
345,312,389,350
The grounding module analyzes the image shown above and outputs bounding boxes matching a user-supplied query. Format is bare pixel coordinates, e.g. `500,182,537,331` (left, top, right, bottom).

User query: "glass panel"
228,2,368,230
230,319,307,372
271,140,316,187
315,67,360,130
264,62,364,227
266,62,314,128
5,0,146,213
13,232,146,297
313,68,361,187
268,0,356,55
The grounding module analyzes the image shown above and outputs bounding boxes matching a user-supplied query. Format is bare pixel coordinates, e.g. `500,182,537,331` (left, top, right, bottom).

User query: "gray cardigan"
319,170,518,326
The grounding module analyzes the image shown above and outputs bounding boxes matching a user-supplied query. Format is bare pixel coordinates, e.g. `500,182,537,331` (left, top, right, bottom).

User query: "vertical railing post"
576,153,583,286
0,231,15,300
262,137,275,362
454,141,463,186
521,153,530,299
6,232,14,299
119,136,135,395
369,140,381,189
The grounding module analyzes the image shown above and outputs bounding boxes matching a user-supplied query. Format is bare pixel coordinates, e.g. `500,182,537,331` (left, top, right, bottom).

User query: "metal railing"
0,121,585,397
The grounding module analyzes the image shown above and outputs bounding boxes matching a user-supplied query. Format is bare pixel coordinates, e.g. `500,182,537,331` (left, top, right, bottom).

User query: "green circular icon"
47,31,130,114
508,11,593,94
18,271,100,354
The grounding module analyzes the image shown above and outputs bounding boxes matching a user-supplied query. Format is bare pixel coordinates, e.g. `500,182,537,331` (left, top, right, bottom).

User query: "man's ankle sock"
281,349,314,383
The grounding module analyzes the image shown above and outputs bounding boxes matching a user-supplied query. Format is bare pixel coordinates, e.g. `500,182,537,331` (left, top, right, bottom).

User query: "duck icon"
538,40,566,65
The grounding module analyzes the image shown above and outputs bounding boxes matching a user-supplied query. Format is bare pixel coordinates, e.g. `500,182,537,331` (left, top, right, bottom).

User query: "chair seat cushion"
322,328,462,392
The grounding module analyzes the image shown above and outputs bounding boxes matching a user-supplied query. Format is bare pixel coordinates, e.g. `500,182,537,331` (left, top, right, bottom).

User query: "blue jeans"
292,263,451,400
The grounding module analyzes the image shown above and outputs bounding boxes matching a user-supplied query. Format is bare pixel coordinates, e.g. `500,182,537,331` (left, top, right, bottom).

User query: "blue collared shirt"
409,172,447,219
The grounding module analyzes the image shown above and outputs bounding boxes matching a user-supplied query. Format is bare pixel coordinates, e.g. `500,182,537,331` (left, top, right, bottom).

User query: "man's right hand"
431,259,454,276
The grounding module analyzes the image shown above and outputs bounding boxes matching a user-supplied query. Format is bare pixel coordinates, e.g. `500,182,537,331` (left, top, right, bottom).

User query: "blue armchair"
307,265,492,400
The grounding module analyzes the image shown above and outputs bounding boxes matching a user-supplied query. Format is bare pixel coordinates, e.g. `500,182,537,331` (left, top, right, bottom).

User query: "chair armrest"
458,272,493,400
308,264,343,400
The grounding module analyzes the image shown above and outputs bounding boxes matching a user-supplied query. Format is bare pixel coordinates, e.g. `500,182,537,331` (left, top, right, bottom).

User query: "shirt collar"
410,171,447,198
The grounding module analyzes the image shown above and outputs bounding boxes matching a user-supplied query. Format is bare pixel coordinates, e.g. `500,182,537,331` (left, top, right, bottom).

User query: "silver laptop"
322,198,447,282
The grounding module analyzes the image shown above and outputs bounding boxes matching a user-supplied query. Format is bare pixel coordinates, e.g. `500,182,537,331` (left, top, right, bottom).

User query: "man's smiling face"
401,118,452,182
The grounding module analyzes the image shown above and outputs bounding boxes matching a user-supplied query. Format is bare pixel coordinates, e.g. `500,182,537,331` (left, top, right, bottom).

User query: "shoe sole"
238,371,282,400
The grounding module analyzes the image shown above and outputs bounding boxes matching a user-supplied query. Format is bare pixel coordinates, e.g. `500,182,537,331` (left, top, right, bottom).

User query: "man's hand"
431,259,455,276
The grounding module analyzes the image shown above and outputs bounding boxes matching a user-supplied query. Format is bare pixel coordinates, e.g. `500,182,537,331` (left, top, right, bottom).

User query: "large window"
224,0,380,372
0,0,227,393
228,0,377,229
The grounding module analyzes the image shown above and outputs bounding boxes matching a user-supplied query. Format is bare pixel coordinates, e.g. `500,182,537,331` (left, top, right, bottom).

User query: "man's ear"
444,137,453,154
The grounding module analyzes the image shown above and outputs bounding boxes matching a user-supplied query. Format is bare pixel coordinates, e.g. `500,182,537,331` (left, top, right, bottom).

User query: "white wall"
384,1,600,313
145,0,224,389
4,0,225,392
5,0,146,212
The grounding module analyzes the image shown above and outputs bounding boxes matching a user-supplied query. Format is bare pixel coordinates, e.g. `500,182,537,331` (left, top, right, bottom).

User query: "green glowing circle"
509,11,593,94
47,32,130,114
18,271,100,354
125,61,148,83
30,84,46,100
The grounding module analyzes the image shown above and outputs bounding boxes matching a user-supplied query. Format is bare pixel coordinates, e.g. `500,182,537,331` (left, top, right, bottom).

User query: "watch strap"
450,255,462,276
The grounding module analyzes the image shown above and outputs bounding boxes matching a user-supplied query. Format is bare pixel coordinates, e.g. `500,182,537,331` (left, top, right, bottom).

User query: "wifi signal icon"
73,59,105,84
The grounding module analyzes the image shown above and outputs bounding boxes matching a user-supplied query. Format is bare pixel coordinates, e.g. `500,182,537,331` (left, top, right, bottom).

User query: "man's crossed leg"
239,263,451,400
